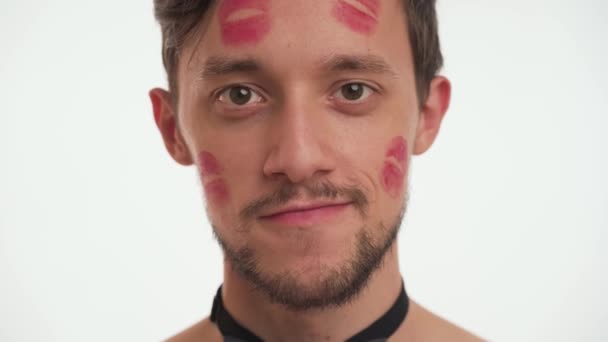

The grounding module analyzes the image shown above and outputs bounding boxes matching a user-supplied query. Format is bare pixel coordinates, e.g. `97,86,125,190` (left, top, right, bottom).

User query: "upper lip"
259,200,352,218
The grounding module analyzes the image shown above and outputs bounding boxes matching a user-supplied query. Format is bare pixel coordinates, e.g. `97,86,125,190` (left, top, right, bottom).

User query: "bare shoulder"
165,317,222,342
394,299,486,342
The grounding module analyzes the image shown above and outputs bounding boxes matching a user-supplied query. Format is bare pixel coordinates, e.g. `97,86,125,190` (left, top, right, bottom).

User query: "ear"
413,76,451,155
149,88,194,166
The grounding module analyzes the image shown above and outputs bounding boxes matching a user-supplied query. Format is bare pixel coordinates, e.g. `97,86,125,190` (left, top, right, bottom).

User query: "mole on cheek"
218,0,271,46
331,0,380,35
198,151,223,176
204,179,230,207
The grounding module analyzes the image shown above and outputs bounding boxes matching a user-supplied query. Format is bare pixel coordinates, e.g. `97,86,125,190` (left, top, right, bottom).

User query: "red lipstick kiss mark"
355,0,380,16
381,137,408,198
198,151,223,176
386,136,407,163
204,179,230,206
198,151,230,207
331,0,380,35
218,0,271,46
382,162,403,198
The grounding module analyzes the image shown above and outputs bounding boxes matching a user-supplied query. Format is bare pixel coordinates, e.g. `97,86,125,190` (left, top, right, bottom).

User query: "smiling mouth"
259,202,352,226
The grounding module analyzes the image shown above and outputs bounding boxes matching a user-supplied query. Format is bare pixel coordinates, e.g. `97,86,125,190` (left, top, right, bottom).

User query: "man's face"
153,0,449,310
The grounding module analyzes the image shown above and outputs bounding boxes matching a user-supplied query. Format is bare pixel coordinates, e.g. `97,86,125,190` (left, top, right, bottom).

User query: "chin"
255,255,369,311
216,213,401,310
254,227,357,269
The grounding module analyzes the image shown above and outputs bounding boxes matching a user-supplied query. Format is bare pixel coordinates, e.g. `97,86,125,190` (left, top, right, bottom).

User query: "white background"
1,1,607,341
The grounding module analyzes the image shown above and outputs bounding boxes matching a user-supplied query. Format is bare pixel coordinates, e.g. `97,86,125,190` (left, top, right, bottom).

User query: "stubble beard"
211,182,408,312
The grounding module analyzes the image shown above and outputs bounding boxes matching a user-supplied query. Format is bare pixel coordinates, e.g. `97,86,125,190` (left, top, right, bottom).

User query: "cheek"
204,179,230,207
380,162,404,198
198,151,231,208
379,137,408,198
386,136,407,163
199,151,223,176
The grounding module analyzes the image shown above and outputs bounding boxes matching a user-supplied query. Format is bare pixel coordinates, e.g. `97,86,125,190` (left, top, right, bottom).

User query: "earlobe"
413,76,451,156
149,88,194,166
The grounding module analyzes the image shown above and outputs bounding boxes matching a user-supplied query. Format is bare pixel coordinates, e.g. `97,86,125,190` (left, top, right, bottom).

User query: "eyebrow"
199,56,261,79
198,53,397,79
320,53,398,77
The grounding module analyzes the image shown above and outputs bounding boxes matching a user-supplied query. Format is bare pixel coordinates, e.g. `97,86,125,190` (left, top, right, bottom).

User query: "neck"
221,242,403,342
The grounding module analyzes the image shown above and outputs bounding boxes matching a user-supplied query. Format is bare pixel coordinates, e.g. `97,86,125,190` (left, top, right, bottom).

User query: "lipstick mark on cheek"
331,0,380,35
380,137,408,198
386,136,407,163
381,162,404,198
204,179,230,206
218,0,271,46
198,151,230,208
199,151,223,176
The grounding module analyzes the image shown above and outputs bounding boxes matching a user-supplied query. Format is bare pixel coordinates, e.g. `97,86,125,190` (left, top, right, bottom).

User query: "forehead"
180,0,412,80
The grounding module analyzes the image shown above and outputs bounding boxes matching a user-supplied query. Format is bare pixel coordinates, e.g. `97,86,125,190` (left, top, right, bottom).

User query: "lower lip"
260,203,351,226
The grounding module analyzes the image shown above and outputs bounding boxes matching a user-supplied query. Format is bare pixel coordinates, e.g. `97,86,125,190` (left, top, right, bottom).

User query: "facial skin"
150,0,451,334
332,0,381,35
218,0,272,46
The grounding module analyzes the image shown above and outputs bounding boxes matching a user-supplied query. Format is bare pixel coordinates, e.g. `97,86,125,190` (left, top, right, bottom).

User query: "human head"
150,0,450,310
154,0,444,108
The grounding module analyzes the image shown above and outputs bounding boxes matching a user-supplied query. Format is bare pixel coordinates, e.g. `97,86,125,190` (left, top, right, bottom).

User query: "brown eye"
335,82,374,102
230,86,251,105
219,86,263,106
341,83,364,100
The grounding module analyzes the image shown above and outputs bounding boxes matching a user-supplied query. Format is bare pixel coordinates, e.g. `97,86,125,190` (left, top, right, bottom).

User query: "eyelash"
216,84,265,106
214,81,378,108
331,82,377,104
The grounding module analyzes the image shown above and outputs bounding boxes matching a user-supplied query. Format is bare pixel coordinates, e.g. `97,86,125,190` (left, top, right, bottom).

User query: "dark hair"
153,0,443,107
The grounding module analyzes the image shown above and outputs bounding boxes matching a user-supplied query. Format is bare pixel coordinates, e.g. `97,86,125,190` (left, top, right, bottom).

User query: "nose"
262,101,335,184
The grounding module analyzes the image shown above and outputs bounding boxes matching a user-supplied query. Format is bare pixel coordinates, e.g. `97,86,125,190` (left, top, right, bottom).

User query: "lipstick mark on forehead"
354,0,380,16
331,0,380,35
218,0,271,46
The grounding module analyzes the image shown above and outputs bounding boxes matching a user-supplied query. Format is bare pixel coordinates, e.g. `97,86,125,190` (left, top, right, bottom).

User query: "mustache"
239,180,369,221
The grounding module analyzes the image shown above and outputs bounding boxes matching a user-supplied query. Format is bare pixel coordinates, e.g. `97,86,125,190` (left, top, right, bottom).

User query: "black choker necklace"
210,282,409,342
